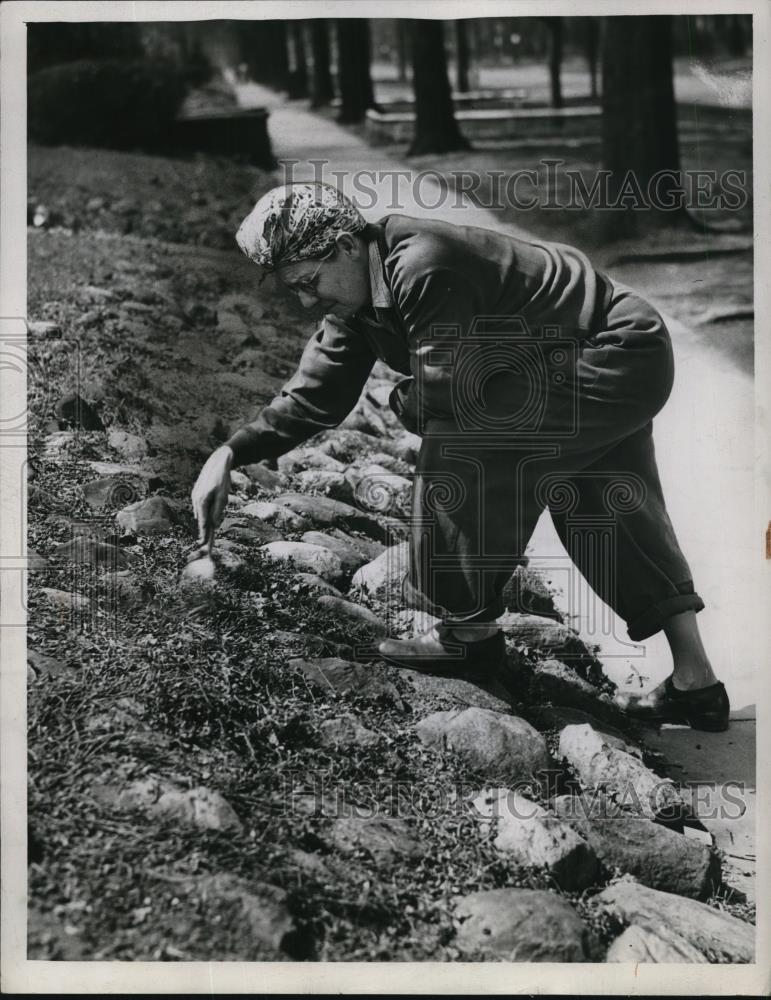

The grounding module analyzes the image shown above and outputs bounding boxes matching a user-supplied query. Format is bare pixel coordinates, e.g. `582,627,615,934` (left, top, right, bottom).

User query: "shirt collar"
368,237,393,309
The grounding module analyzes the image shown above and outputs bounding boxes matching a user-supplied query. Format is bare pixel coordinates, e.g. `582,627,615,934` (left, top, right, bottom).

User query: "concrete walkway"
236,82,759,722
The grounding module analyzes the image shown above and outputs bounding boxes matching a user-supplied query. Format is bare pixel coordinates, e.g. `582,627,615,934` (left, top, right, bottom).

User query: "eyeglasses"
286,250,335,298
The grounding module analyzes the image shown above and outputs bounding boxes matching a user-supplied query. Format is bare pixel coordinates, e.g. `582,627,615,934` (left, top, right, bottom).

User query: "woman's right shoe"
618,675,730,732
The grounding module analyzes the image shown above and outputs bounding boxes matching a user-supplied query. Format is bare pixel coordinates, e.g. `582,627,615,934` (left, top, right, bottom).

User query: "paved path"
236,82,759,720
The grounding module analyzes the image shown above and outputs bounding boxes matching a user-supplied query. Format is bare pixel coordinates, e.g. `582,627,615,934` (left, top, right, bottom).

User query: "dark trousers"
400,281,704,642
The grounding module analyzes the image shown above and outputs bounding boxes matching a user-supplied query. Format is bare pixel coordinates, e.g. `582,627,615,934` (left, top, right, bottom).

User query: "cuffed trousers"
401,280,705,642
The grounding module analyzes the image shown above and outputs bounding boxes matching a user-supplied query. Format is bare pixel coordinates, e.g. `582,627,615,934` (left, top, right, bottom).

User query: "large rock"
315,428,384,463
220,516,282,545
327,527,385,562
278,446,346,475
350,541,410,595
316,595,387,636
595,881,755,963
115,496,186,536
301,531,368,576
273,492,392,543
242,461,282,491
93,779,242,832
416,708,550,783
329,816,420,863
294,469,354,504
293,573,344,597
497,612,597,664
530,658,621,723
240,500,310,532
175,873,295,956
454,888,591,961
346,464,412,515
82,476,146,510
318,714,379,748
51,537,132,572
551,795,719,899
502,565,560,618
108,428,151,460
289,657,403,708
559,724,684,820
40,587,88,610
402,670,511,713
529,705,640,756
605,924,707,963
260,541,345,586
471,788,598,891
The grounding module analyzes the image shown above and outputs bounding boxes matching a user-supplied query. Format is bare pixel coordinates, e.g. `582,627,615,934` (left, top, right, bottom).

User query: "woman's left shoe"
378,625,506,676
619,675,730,732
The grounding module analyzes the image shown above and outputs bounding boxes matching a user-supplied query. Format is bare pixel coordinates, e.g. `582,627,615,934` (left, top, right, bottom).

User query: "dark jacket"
225,214,611,466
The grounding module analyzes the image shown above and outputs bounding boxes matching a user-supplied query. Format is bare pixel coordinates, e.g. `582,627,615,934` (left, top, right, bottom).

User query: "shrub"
28,58,188,152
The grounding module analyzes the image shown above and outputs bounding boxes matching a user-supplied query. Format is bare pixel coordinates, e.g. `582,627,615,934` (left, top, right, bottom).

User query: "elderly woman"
191,182,730,732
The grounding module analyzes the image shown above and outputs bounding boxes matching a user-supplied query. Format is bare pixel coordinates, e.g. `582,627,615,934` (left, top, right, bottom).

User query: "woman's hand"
189,444,234,559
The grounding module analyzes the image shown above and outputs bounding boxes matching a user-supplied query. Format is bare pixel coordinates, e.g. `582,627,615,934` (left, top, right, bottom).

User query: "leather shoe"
618,675,730,732
378,624,506,676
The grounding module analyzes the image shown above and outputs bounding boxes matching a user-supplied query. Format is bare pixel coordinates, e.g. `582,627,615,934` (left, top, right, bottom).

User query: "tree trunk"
240,21,289,91
726,14,748,56
546,17,563,109
601,16,682,236
455,19,470,94
336,19,376,123
408,20,470,155
309,20,334,107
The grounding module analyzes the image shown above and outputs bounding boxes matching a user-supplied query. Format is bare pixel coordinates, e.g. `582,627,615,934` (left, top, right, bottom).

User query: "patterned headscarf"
235,182,367,272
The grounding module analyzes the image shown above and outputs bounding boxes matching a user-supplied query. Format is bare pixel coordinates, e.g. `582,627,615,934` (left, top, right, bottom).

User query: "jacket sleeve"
224,314,376,467
392,266,487,422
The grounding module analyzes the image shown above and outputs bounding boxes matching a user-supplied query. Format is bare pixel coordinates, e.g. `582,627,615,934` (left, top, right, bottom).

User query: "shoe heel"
685,712,730,732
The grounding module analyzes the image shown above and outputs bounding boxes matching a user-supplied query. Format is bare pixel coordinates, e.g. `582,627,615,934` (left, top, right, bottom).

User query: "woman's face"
276,233,371,320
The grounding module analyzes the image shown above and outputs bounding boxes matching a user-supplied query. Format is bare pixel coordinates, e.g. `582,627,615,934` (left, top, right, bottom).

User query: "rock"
530,658,621,722
242,462,282,491
416,708,550,783
93,779,242,833
272,631,353,660
558,724,684,820
217,310,249,337
502,565,560,618
350,541,410,595
180,554,217,586
327,528,385,561
294,469,355,503
289,657,404,708
28,320,62,339
103,570,148,608
215,515,280,545
329,816,420,863
51,537,132,572
315,428,384,463
401,670,512,713
497,612,597,663
294,573,344,597
260,541,345,586
471,788,598,891
392,431,422,465
346,464,412,516
27,648,77,681
229,469,253,492
529,705,639,755
301,531,367,576
316,595,387,636
26,548,49,571
42,430,77,456
454,888,591,961
40,587,88,610
175,873,295,956
605,924,708,963
240,500,309,532
273,492,388,542
595,881,755,963
54,392,104,431
550,797,720,899
107,428,151,460
83,476,146,510
278,447,346,475
115,496,185,536
318,714,379,748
